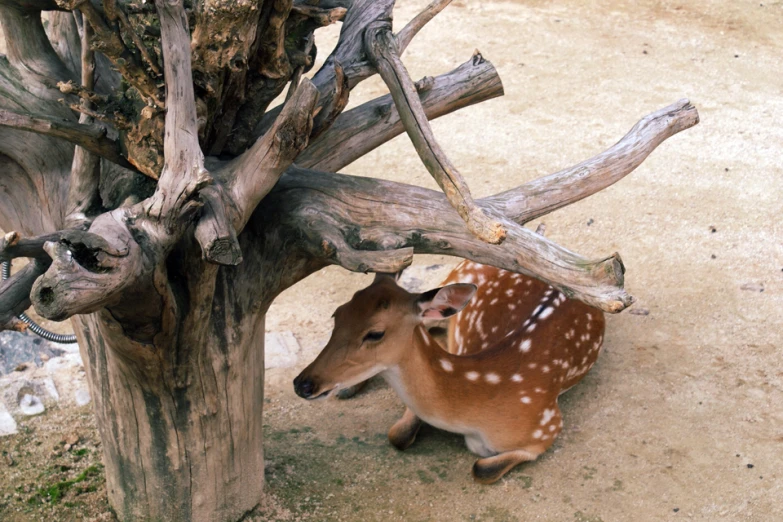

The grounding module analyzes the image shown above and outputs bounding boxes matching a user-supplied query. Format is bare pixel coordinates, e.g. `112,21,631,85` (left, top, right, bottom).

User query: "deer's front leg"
388,407,423,450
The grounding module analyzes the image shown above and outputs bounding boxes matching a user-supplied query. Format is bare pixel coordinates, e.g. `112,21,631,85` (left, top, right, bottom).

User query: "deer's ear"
417,283,477,319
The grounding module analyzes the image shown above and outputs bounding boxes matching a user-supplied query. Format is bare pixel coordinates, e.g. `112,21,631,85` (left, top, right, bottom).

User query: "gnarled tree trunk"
0,0,698,519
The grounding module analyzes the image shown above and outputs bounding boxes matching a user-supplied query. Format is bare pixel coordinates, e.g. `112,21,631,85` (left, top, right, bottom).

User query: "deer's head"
293,273,476,399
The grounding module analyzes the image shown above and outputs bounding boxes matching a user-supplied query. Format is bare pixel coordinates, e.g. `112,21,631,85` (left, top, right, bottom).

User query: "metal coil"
1,260,78,344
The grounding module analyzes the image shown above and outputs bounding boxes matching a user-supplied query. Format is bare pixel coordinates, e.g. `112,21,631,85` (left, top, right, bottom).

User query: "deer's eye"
363,331,385,343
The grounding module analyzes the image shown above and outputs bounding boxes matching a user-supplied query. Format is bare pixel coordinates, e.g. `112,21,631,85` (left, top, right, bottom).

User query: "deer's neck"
381,325,474,426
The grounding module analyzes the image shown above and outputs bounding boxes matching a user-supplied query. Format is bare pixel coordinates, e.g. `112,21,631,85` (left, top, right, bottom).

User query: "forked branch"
483,99,700,223
267,100,699,312
365,26,506,245
299,52,503,172
271,168,630,312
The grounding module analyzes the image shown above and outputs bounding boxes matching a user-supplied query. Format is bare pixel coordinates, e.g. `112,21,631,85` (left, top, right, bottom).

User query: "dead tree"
0,0,698,519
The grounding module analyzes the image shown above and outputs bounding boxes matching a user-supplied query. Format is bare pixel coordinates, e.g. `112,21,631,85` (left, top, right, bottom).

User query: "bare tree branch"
0,231,64,263
220,79,319,231
0,258,48,332
268,167,631,312
0,109,131,167
365,27,505,244
65,15,102,229
245,0,396,148
0,6,75,86
396,0,452,53
299,52,503,172
482,99,700,224
144,0,210,231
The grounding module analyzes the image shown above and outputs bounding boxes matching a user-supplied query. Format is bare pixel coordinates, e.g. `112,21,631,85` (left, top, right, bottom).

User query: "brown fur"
295,261,606,482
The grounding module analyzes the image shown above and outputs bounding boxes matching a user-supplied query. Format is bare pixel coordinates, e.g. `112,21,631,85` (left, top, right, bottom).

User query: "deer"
294,256,606,483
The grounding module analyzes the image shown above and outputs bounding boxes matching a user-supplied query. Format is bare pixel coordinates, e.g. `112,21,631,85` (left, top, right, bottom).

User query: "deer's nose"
294,375,315,398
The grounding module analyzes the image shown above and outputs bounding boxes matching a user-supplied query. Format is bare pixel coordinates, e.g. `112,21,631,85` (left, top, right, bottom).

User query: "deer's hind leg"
388,408,423,450
471,449,541,484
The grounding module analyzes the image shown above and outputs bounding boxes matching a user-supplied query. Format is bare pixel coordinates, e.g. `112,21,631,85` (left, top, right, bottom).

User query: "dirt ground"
2,0,782,520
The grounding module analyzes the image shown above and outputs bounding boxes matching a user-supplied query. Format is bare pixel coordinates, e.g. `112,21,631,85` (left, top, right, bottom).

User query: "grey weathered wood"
266,167,632,312
298,53,503,172
0,109,130,168
0,259,47,331
64,16,102,229
365,27,506,244
483,99,699,223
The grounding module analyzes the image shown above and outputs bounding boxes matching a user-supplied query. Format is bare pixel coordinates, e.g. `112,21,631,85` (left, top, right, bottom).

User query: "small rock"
0,401,17,436
3,453,13,466
740,283,764,292
747,463,754,469
711,254,717,259
74,388,91,406
65,432,79,446
629,308,650,316
265,331,302,370
14,363,28,372
586,218,594,226
64,443,72,452
19,393,45,416
39,353,50,362
709,225,717,233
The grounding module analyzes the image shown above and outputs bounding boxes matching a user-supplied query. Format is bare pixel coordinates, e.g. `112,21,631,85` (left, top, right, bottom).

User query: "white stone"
0,400,17,436
19,394,44,416
75,388,91,406
265,331,302,369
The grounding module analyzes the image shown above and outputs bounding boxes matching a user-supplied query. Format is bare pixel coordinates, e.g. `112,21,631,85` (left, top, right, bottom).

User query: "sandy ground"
1,0,782,520
262,1,783,520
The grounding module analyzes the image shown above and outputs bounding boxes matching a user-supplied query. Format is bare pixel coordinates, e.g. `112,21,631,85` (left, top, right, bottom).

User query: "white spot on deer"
587,313,593,321
526,280,533,286
465,371,480,381
492,280,500,288
491,326,498,333
534,387,545,394
541,434,550,441
533,305,543,315
549,424,556,432
540,408,556,425
475,299,484,308
520,396,532,404
539,307,554,319
528,363,537,369
542,365,551,373
485,373,501,384
511,374,523,382
509,303,516,310
440,359,453,372
481,341,489,349
526,323,536,333
532,429,543,439
490,298,499,305
562,361,569,369
519,339,532,352
505,289,514,297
